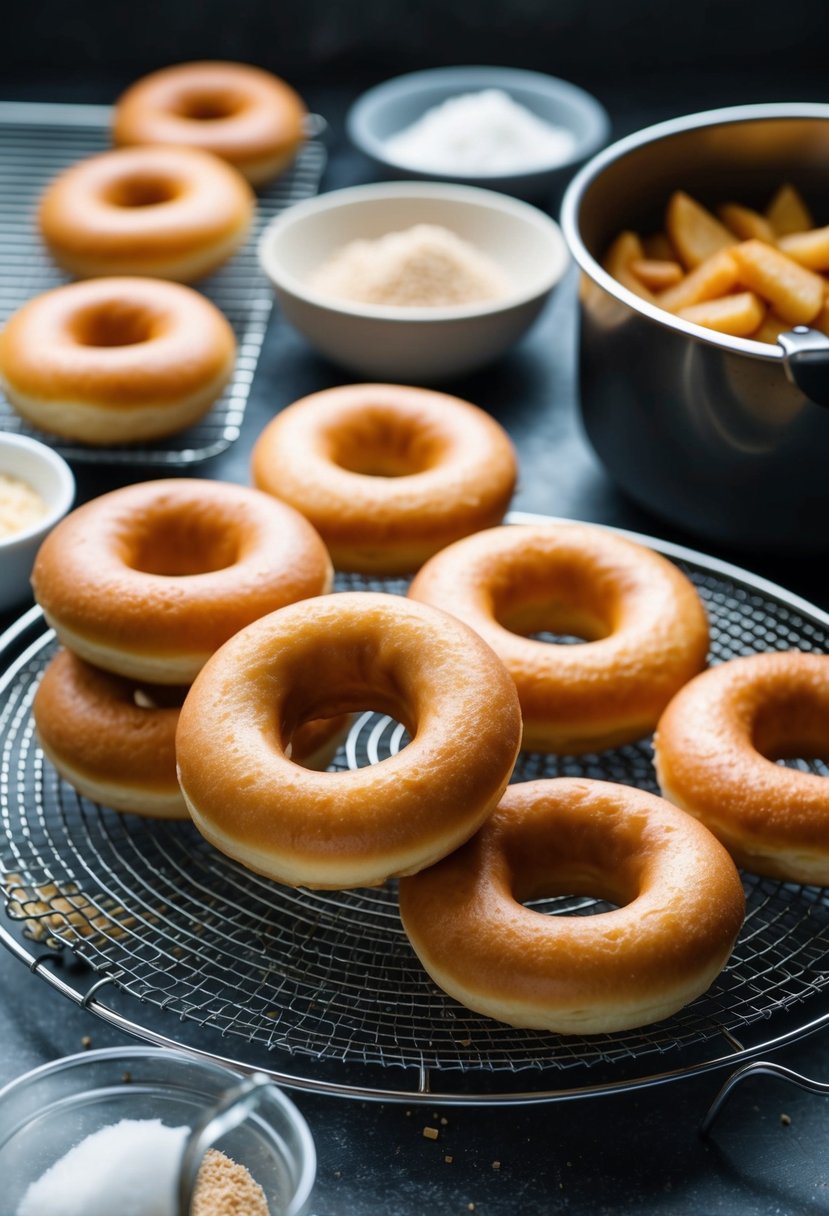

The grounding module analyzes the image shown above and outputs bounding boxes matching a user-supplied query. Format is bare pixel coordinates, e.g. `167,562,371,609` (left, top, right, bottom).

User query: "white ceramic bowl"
0,432,75,613
347,65,610,200
258,181,570,382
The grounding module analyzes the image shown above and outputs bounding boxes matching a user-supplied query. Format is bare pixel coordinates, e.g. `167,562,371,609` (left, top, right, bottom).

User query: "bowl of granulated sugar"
0,1047,316,1216
259,180,570,381
347,66,610,200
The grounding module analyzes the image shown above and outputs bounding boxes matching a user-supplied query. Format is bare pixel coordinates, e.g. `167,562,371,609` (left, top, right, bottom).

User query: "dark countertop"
2,74,829,1216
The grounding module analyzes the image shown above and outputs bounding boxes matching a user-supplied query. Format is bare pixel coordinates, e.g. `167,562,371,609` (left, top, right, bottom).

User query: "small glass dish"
0,1046,316,1216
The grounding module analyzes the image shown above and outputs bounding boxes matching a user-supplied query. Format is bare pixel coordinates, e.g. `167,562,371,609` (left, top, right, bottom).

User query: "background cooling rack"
2,518,829,1104
0,100,327,465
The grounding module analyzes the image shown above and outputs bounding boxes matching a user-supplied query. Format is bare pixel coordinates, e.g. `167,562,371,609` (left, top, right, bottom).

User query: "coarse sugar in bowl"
0,1046,316,1216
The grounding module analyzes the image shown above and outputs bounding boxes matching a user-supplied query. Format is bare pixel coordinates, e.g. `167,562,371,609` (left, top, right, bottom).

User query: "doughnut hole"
491,556,618,644
70,300,160,349
173,89,247,121
504,812,641,919
751,685,829,769
122,506,243,576
327,410,446,478
104,173,181,208
275,640,416,763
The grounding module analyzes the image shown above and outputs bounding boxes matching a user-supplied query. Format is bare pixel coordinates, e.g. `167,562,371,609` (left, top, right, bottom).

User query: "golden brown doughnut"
0,278,236,445
31,479,333,684
654,651,829,884
38,145,254,281
408,522,709,753
113,61,307,185
176,591,523,889
251,384,518,574
399,777,745,1033
33,649,349,819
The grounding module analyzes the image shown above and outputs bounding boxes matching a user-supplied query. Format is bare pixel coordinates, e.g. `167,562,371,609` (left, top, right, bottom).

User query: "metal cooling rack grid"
0,100,327,465
2,522,829,1102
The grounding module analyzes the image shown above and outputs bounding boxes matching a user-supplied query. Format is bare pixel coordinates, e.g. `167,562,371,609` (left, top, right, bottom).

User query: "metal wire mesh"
0,101,327,464
2,532,829,1093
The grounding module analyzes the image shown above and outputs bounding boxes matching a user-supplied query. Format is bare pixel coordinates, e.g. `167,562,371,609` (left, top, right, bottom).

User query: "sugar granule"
309,223,512,309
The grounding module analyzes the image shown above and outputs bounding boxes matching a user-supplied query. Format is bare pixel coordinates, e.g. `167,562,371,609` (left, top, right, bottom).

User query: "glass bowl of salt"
347,65,610,201
0,1047,316,1216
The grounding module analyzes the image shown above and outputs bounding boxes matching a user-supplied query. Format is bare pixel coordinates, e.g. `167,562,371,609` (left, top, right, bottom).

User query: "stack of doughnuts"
31,477,336,817
0,59,308,446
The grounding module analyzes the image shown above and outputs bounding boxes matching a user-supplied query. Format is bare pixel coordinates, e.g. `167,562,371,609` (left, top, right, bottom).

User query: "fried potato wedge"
630,257,684,291
656,249,740,313
731,239,824,325
602,231,655,301
677,291,765,337
765,183,814,236
666,191,737,269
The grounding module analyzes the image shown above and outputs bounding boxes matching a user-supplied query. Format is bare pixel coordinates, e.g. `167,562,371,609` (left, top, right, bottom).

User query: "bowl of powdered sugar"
347,66,610,200
259,180,569,381
0,1047,316,1216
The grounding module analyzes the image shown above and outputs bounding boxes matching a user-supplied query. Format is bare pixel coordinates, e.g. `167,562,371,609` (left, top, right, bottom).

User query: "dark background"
2,5,829,1214
2,0,828,107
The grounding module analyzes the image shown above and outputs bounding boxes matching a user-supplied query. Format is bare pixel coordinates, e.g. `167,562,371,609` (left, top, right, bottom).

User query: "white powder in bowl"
15,1118,270,1216
16,1118,188,1216
309,223,512,308
383,89,578,175
0,471,47,540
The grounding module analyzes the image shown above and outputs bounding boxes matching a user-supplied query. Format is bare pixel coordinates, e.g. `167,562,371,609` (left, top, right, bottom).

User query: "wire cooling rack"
0,100,327,465
2,517,829,1104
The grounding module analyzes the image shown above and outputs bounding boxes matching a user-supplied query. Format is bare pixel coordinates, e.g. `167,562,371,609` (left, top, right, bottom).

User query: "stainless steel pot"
560,103,829,553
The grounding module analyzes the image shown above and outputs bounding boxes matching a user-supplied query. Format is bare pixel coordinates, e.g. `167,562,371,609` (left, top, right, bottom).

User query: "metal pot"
560,103,829,554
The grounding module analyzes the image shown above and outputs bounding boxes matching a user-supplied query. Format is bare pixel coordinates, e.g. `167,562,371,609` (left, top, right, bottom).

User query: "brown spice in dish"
309,224,511,308
192,1148,269,1215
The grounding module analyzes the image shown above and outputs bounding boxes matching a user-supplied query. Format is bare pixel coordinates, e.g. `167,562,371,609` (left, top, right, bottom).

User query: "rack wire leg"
701,1060,829,1137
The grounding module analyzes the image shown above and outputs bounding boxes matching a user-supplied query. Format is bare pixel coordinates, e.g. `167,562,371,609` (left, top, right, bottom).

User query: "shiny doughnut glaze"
399,778,745,1033
654,651,829,884
0,277,236,445
409,522,709,752
31,479,333,684
38,144,254,281
251,383,517,574
113,60,307,184
176,592,523,889
33,649,349,819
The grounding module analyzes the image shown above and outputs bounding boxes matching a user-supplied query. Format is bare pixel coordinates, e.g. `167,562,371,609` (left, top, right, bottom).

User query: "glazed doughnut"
33,649,349,819
408,522,709,753
399,778,745,1034
31,479,333,684
113,61,306,185
0,278,236,445
654,651,829,884
251,384,518,574
176,592,523,889
38,145,254,281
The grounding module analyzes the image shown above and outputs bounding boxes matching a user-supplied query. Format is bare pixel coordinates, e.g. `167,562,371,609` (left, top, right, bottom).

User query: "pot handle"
778,326,829,406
